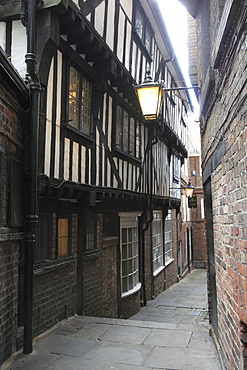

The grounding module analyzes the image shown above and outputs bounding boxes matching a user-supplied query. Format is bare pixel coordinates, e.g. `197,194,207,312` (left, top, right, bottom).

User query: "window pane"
58,218,68,257
122,228,127,243
129,118,135,155
145,27,152,53
81,77,92,135
121,222,139,294
116,105,123,148
86,216,95,251
122,244,127,259
135,10,144,39
122,277,127,292
69,67,80,129
164,210,172,263
152,210,163,272
123,111,129,152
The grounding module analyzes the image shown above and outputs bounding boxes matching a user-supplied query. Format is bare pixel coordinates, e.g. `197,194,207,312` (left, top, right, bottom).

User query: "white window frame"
184,231,188,265
164,210,173,265
119,212,141,298
152,210,164,275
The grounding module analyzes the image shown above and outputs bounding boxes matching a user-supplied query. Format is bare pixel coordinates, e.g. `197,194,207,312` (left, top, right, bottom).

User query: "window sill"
34,256,75,276
66,125,94,144
165,258,174,267
112,148,142,165
121,282,141,299
133,31,152,63
153,265,165,277
83,250,100,260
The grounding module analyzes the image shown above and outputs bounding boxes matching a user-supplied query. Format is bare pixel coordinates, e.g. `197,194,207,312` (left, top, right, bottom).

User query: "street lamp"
135,70,163,123
183,180,194,198
170,181,195,198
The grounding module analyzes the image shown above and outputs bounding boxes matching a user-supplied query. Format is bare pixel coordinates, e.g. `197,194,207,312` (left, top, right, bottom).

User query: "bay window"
119,213,141,296
152,210,164,274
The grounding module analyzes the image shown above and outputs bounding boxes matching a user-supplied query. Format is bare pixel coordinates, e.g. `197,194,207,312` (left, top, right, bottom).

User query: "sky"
157,0,199,116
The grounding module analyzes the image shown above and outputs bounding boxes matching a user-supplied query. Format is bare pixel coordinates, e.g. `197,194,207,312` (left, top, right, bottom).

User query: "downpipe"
23,0,42,355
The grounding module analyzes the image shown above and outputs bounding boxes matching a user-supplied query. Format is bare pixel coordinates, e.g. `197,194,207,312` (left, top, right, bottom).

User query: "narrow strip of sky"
157,0,199,114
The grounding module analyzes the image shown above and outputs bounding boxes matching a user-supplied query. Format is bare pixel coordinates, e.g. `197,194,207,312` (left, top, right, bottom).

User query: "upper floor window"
173,155,180,182
134,6,153,56
68,66,92,136
115,104,141,158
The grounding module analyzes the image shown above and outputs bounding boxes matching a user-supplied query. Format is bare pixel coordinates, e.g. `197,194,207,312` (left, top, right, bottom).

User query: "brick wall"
121,291,140,319
33,262,77,336
0,62,27,365
102,236,118,317
0,240,19,365
165,209,179,289
200,14,247,370
33,210,78,337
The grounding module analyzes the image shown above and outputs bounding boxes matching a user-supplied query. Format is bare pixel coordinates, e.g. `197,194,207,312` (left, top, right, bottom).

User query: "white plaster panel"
64,138,70,181
117,8,125,62
120,0,132,20
95,1,105,37
72,142,79,182
0,23,6,50
106,0,115,51
81,145,86,184
12,20,26,78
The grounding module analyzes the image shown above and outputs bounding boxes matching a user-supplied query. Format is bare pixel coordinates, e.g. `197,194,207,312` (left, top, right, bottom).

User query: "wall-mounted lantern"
134,70,163,122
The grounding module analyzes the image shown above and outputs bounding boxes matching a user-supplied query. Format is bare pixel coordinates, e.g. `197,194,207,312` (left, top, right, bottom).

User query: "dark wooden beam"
79,0,105,16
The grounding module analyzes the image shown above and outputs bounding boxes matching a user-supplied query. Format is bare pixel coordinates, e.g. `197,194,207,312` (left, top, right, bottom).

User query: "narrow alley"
3,269,221,370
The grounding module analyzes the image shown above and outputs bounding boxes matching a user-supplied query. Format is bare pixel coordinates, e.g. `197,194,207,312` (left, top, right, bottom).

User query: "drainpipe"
23,0,42,354
141,131,158,304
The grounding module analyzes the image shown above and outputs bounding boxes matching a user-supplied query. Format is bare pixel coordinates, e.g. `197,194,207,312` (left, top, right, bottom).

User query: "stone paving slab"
82,340,154,366
143,347,221,369
4,269,221,370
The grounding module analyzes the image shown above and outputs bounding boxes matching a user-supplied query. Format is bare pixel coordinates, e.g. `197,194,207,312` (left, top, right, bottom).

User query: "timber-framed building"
0,0,193,363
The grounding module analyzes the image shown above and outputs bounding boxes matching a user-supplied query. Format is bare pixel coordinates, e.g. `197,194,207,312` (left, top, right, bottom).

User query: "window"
115,104,140,158
35,212,74,263
184,231,188,265
173,155,180,182
57,218,69,257
0,151,24,228
35,214,51,262
119,213,141,296
152,210,164,273
68,66,92,136
85,212,96,252
164,210,172,264
134,7,153,55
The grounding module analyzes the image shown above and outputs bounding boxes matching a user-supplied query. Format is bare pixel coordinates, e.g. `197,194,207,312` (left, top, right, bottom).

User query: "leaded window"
68,66,92,136
115,105,140,158
134,6,153,55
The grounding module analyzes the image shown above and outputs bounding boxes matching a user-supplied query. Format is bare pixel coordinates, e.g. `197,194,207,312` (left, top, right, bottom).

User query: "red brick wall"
102,236,118,317
200,13,247,370
0,72,26,365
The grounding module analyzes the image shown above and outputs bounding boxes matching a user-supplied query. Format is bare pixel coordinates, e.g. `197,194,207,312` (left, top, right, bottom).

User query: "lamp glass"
136,84,163,121
183,185,194,198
